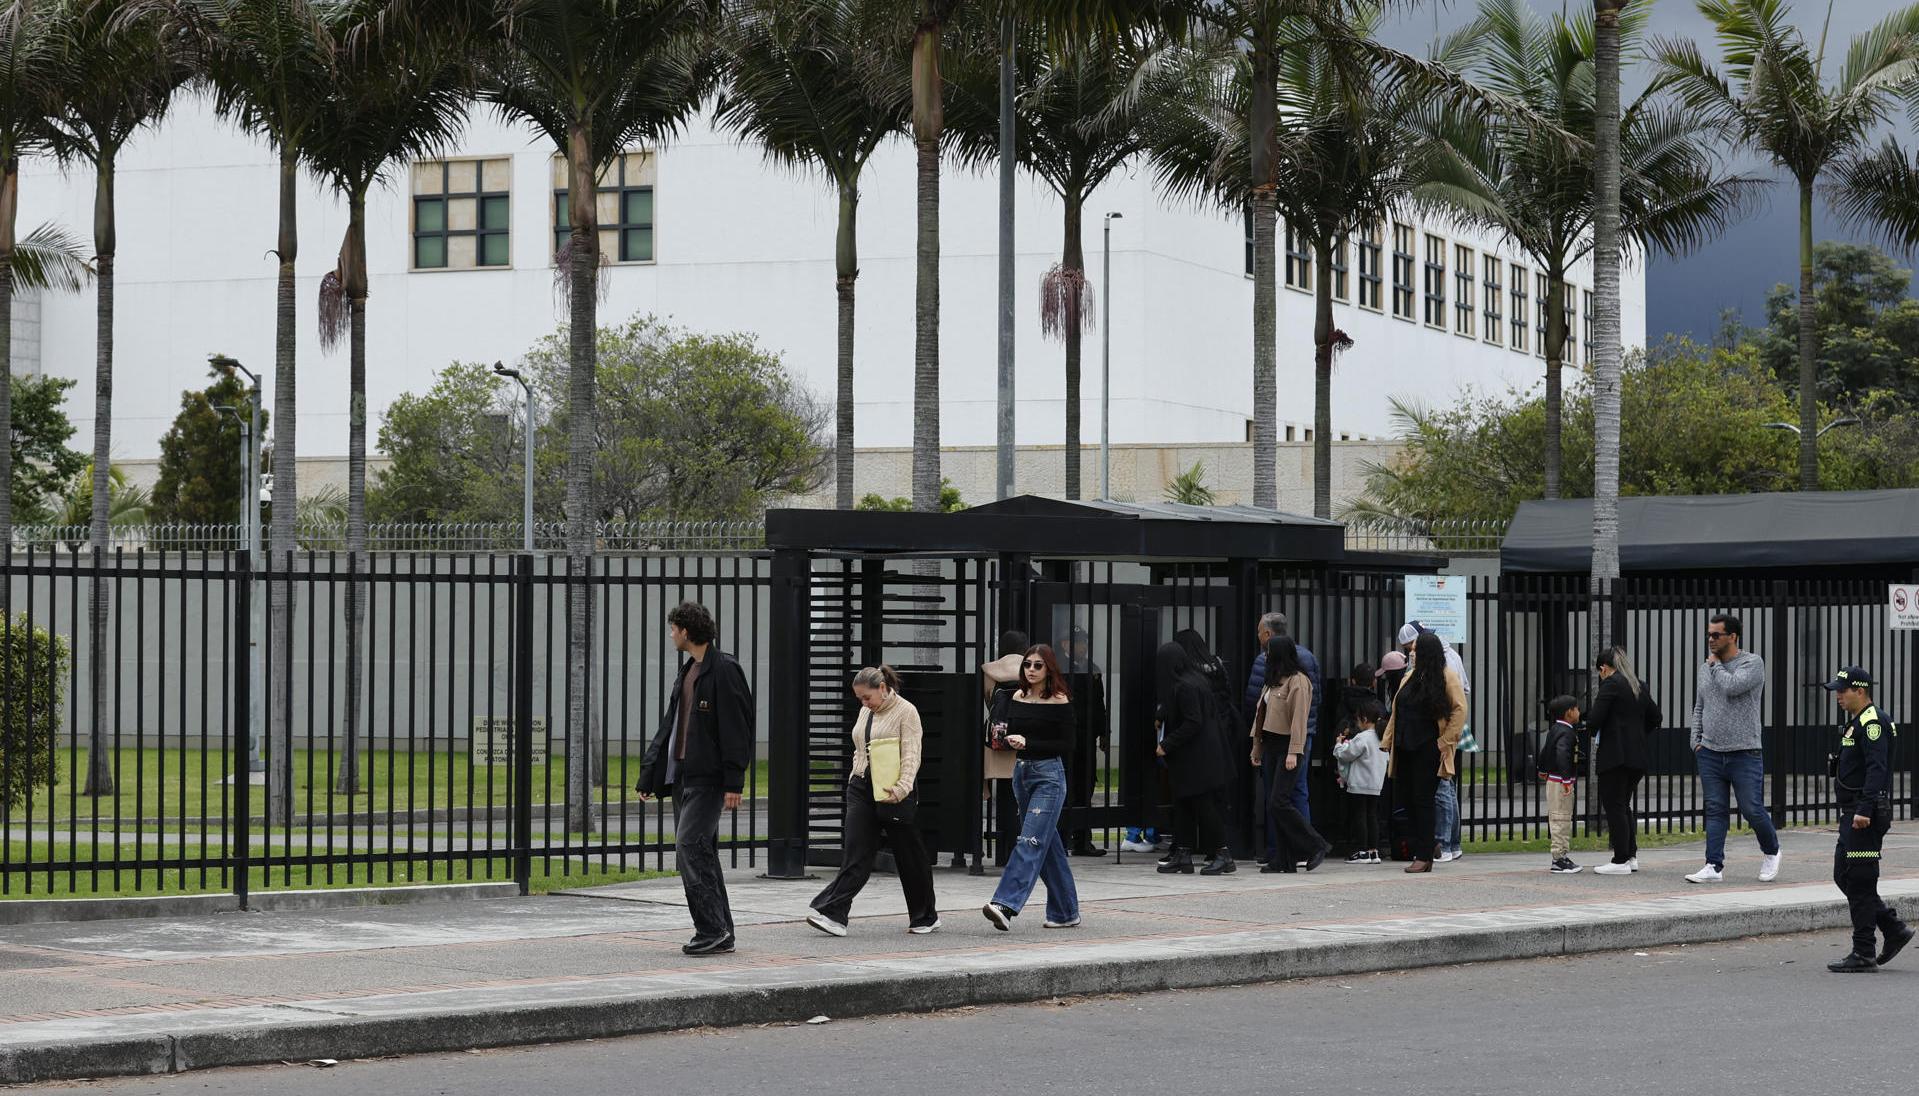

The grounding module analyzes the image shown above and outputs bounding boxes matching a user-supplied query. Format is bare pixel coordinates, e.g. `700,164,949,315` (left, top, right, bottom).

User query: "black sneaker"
682,933,736,956
1828,952,1879,974
982,902,1013,931
1550,858,1583,874
1878,923,1915,967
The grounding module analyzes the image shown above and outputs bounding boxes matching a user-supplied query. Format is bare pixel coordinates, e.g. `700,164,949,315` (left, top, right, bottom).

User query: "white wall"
16,93,1648,464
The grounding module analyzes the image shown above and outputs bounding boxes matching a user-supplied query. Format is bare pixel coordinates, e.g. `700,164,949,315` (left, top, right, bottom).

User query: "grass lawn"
9,748,776,824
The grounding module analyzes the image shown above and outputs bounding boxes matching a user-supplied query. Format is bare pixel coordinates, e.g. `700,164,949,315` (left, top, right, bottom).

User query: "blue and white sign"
1404,575,1470,647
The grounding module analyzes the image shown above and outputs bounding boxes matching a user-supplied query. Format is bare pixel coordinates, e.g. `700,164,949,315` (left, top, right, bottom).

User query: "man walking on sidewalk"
1823,667,1912,973
638,602,754,955
1686,614,1781,885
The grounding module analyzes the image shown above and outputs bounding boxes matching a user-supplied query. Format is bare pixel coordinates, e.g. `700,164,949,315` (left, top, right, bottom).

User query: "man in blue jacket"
1246,612,1321,841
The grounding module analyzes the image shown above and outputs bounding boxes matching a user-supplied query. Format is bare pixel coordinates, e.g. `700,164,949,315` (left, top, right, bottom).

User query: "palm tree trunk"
1544,266,1567,501
84,156,117,796
0,163,16,556
1590,1,1626,652
1796,178,1818,491
835,184,858,509
995,13,1016,502
1249,44,1279,510
911,17,942,513
565,125,598,835
1312,234,1334,520
337,193,368,796
268,148,299,826
1063,195,1085,500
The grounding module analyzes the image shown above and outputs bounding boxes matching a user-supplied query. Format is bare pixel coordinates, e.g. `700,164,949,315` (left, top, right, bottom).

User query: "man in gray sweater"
1686,613,1782,884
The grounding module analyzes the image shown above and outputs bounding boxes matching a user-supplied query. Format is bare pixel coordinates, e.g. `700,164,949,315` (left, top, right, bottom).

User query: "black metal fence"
4,549,1914,899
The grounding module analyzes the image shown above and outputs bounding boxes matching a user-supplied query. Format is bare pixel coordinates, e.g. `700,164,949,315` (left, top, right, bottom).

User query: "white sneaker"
806,911,848,938
1628,858,1640,872
1436,850,1460,864
1118,839,1155,853
1759,852,1781,882
1042,916,1082,929
1686,864,1724,884
907,919,942,935
1593,861,1633,876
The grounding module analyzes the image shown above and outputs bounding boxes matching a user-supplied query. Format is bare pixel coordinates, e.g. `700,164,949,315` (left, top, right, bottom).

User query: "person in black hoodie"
1587,647,1662,876
637,602,755,955
1156,642,1235,875
1174,629,1240,855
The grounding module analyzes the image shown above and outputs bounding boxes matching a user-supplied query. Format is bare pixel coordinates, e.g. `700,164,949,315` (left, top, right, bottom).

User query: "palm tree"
55,462,150,528
714,0,909,510
185,0,339,824
302,1,469,795
947,20,1163,500
1428,0,1756,500
50,0,191,796
483,0,719,834
1654,0,1919,491
1591,0,1629,648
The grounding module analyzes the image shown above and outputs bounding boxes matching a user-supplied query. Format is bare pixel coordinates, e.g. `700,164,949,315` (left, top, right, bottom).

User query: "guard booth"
759,497,1437,878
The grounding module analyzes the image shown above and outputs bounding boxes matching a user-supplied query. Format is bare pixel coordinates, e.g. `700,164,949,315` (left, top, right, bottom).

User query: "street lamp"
215,399,264,775
492,362,535,553
1101,211,1123,501
1762,417,1861,439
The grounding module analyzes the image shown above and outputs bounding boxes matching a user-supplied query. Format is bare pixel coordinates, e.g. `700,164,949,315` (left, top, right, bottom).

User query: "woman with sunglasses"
983,645,1083,931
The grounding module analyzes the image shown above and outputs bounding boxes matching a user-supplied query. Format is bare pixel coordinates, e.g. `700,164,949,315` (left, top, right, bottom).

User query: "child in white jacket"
1333,698,1388,864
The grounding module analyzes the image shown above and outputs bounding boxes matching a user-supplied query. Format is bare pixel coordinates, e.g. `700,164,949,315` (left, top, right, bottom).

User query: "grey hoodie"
1690,652,1767,752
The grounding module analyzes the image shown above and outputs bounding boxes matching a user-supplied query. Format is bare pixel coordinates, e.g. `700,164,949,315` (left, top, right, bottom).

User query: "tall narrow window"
1535,271,1549,359
1584,289,1594,363
1392,223,1416,320
1423,233,1447,328
1243,204,1254,276
412,158,511,270
553,150,656,263
1563,288,1578,364
1358,222,1384,310
1330,235,1350,301
1454,243,1475,337
1285,222,1312,290
1510,262,1529,352
1483,254,1503,346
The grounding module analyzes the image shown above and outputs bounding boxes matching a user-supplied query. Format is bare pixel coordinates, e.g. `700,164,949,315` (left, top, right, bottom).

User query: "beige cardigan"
850,693,925,798
1254,672,1313,757
1380,667,1468,779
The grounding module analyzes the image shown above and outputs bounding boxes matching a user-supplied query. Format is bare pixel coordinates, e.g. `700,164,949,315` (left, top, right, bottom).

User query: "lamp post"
1101,212,1123,500
215,396,264,775
493,363,535,553
1761,416,1861,440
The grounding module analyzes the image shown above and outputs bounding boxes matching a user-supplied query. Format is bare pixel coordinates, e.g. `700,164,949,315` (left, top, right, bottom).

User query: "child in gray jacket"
1334,698,1388,864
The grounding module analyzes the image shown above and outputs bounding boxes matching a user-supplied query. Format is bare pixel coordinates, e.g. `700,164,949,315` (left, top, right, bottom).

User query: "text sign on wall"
471,718,547,766
1892,585,1919,631
1404,575,1470,647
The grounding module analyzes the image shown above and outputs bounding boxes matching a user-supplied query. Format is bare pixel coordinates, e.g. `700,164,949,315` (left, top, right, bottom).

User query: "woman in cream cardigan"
1380,633,1467,873
807,666,941,937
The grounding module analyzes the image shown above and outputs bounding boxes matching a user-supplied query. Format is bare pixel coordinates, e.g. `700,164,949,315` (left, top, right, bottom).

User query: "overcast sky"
1376,0,1917,343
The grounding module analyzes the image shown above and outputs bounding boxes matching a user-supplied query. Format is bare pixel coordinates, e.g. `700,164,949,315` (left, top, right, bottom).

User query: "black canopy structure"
1501,489,1919,575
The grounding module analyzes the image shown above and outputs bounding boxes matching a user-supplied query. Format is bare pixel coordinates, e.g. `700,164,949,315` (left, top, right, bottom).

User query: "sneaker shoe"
682,934,736,956
1628,858,1640,872
1685,864,1724,884
1042,916,1083,929
1119,839,1156,853
1345,850,1373,864
1877,923,1915,967
982,903,1013,931
1828,952,1879,974
1435,850,1460,864
1759,852,1782,882
1366,851,1384,865
1593,861,1633,876
907,919,943,935
805,911,848,938
1550,858,1583,874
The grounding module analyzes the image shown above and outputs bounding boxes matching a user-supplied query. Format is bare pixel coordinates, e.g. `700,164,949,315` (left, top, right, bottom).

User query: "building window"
1423,233,1446,328
412,158,511,270
1563,287,1577,364
1330,235,1350,301
1285,222,1312,290
1535,272,1548,359
1584,289,1594,363
553,150,655,263
1453,243,1475,338
1392,223,1416,320
1243,204,1254,276
1510,262,1528,352
1483,254,1503,346
1357,222,1384,310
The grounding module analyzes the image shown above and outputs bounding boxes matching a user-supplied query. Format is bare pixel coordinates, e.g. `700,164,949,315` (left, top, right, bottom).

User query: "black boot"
1828,952,1879,974
1878,922,1915,967
1200,849,1237,876
1156,848,1194,874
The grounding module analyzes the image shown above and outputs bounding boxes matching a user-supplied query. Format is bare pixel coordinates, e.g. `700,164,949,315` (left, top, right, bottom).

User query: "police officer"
1824,666,1913,973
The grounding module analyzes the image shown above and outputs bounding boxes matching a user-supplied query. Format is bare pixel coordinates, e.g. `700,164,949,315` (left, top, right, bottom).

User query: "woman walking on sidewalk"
1155,642,1235,875
1381,633,1465,874
808,666,940,937
1252,636,1331,874
1587,647,1661,876
983,646,1083,931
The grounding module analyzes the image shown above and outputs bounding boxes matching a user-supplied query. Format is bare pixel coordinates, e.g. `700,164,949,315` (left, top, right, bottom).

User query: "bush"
0,615,69,813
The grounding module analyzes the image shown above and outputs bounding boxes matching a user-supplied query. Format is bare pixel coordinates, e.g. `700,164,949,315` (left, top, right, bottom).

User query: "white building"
14,95,1646,484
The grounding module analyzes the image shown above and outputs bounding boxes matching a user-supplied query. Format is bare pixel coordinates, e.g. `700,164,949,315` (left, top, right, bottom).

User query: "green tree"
1755,241,1919,406
856,478,965,512
1654,0,1919,491
0,612,66,812
1164,462,1215,505
7,372,86,524
368,362,524,523
53,462,149,531
149,364,268,528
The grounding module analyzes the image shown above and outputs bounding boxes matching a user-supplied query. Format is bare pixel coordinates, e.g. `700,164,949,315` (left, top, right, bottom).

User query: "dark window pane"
623,188,652,227
480,232,509,266
554,191,570,230
416,198,445,233
415,235,446,269
623,226,653,262
481,195,510,230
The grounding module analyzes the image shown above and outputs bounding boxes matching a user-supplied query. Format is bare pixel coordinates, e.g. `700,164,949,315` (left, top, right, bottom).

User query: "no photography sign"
1892,585,1919,631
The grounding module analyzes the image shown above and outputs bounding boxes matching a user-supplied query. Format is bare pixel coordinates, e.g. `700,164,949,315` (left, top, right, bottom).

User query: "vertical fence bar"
514,553,535,895
232,552,252,909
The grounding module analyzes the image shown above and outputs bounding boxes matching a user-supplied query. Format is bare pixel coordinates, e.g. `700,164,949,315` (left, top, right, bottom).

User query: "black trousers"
1834,791,1902,958
1598,766,1644,864
1350,791,1381,852
1173,791,1226,856
674,784,735,942
1264,738,1328,871
812,778,938,927
1394,740,1440,862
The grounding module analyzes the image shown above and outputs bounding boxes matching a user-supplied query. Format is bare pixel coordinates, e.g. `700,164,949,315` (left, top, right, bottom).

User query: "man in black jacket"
1823,667,1912,973
638,602,754,955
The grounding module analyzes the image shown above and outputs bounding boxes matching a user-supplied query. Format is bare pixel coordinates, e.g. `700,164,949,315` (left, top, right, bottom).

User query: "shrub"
0,615,69,813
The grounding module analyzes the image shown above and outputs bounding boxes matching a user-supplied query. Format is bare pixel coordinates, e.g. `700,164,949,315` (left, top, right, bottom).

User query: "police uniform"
1825,666,1912,972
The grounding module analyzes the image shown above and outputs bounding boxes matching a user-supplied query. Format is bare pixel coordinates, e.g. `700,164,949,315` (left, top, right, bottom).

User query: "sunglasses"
1706,631,1728,640
1022,659,1047,670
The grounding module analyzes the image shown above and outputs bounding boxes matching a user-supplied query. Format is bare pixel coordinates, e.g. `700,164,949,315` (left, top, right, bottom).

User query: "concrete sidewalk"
3,827,1916,1084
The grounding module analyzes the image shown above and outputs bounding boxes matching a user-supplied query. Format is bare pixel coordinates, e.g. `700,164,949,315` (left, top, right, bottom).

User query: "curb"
0,883,518,927
4,889,1913,1084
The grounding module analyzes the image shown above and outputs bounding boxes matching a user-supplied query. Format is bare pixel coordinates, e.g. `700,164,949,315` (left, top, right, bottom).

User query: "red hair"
1021,644,1073,700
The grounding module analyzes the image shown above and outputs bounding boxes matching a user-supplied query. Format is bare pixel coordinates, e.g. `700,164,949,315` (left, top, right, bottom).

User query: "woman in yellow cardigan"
1380,633,1466,873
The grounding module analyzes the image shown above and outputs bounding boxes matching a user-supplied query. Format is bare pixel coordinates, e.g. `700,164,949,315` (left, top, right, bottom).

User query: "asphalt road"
21,932,1914,1096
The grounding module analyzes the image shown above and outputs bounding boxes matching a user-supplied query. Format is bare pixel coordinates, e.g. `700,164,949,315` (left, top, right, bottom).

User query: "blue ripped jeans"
991,758,1081,923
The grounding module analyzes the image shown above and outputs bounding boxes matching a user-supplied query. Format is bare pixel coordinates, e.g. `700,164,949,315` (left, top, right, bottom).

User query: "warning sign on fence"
471,718,547,766
1892,585,1919,631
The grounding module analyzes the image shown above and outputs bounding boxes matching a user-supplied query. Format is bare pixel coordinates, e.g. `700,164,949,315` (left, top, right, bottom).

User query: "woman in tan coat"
1251,636,1332,873
1380,632,1467,873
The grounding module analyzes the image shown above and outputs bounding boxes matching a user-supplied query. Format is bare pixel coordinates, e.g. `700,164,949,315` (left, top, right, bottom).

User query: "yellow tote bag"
863,711,903,798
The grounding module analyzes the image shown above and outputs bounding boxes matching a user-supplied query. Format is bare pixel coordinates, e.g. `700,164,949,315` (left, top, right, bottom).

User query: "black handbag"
859,708,919,825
